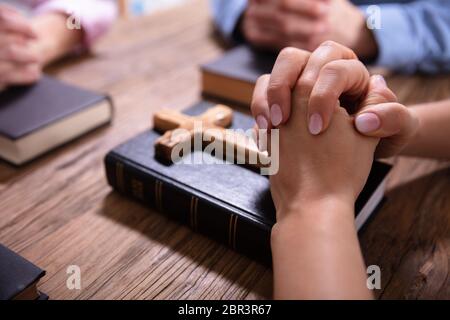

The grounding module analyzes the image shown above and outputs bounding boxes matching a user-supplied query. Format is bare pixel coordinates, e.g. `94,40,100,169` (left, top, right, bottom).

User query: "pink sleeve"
33,0,117,48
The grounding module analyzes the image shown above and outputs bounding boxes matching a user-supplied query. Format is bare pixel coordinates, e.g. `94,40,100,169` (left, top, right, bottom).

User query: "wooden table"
0,0,449,300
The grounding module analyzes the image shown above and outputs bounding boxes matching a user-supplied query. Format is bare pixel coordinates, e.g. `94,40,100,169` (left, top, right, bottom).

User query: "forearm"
31,13,82,66
271,197,372,300
401,100,450,159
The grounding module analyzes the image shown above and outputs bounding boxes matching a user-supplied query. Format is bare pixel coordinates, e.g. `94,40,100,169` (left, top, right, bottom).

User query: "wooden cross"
153,105,269,168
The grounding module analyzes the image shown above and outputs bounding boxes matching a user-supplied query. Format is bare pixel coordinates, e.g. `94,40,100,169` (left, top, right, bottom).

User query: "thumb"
354,74,398,136
354,102,418,139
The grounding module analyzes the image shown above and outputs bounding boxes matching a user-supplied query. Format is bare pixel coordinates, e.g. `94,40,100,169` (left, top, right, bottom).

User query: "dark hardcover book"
201,45,275,106
37,292,49,300
0,244,47,300
104,101,391,265
0,75,114,165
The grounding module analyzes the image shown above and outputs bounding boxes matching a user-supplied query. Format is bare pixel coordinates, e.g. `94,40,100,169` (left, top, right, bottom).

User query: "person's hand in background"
307,0,378,60
241,0,330,50
29,12,82,69
0,5,82,90
0,5,41,90
252,41,417,159
241,0,377,60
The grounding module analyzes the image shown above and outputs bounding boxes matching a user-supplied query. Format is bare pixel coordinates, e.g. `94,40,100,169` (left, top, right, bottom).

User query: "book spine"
104,154,272,266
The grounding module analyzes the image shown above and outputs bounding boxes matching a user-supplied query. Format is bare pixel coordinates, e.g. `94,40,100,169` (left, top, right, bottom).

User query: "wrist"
31,13,82,66
272,195,355,242
351,9,378,60
31,14,61,65
276,192,356,223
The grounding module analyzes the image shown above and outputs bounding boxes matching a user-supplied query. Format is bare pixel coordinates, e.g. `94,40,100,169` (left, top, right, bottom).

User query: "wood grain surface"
0,0,448,300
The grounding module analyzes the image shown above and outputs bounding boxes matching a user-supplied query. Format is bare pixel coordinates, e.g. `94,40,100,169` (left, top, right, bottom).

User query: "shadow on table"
0,163,19,184
100,191,273,299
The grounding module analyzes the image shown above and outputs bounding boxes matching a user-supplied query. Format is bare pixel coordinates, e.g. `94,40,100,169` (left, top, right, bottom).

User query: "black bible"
104,101,391,265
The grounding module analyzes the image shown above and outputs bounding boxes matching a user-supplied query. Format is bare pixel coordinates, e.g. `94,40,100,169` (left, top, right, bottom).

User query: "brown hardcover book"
104,101,392,265
201,46,275,106
0,75,113,165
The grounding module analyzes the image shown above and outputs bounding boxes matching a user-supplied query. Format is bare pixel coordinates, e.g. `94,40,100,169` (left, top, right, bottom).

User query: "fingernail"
355,113,381,133
373,75,387,88
270,104,283,126
308,113,323,135
256,115,268,130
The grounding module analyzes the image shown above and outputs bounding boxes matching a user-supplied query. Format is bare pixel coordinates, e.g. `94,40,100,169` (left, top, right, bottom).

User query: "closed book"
201,45,275,106
0,75,113,165
104,101,391,265
0,244,47,300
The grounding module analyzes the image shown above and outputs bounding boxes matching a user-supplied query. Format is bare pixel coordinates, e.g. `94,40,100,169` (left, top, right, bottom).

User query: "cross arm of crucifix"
153,105,270,168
